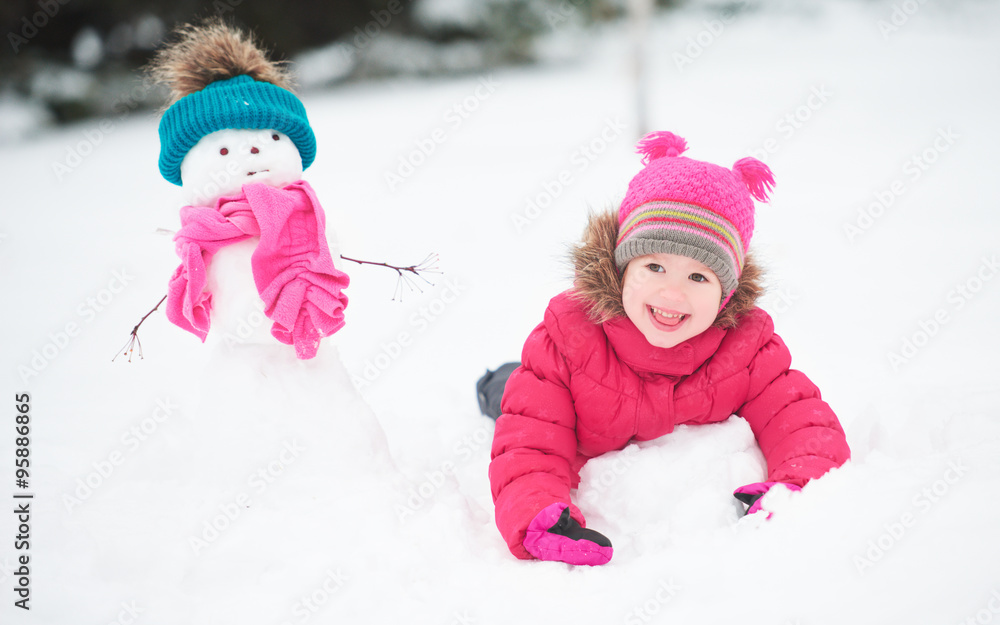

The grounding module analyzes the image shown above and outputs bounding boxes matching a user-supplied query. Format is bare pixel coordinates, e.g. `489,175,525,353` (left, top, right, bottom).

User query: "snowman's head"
181,128,304,205
157,75,316,201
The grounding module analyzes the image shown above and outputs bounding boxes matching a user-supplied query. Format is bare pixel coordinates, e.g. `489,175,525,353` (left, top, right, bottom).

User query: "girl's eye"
219,147,229,155
272,134,280,141
647,263,664,273
690,273,707,283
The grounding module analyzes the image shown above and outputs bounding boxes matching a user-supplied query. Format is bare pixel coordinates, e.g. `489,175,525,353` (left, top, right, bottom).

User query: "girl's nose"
657,278,686,300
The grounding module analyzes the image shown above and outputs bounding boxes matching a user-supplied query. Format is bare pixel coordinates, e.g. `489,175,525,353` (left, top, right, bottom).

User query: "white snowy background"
2,1,1000,623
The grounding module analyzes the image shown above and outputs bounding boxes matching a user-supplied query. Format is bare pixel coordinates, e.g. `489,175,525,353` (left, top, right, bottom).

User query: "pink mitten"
733,482,801,517
523,503,613,566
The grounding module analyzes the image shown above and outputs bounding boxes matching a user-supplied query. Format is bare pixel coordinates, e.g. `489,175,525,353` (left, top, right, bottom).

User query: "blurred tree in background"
3,0,405,64
0,0,668,136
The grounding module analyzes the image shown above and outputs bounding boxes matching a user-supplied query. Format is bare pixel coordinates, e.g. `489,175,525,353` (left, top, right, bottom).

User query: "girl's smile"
648,306,688,330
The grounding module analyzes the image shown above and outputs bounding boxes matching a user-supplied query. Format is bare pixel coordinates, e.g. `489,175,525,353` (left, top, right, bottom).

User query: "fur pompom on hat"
615,131,774,306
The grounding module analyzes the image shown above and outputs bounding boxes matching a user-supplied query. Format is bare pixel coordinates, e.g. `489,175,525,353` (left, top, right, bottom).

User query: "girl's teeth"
652,307,684,319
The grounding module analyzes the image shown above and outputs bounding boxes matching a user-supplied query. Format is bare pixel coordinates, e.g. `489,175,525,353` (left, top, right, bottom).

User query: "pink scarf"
166,180,349,359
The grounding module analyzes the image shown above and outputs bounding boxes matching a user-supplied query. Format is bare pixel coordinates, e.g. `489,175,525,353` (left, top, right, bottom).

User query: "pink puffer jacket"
489,211,850,560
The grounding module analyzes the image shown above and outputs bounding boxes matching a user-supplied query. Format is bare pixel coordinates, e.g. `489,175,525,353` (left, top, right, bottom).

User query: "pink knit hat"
615,131,775,305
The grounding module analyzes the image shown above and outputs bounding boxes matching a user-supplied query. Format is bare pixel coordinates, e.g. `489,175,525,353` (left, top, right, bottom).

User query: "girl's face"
621,253,723,349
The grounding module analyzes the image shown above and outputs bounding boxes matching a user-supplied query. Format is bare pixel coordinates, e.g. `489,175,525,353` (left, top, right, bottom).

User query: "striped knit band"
614,200,745,298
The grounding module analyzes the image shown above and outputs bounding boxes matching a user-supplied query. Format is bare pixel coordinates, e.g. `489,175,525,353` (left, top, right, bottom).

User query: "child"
484,131,850,565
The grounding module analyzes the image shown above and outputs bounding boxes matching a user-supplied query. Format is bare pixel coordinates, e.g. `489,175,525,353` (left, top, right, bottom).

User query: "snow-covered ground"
2,1,1000,623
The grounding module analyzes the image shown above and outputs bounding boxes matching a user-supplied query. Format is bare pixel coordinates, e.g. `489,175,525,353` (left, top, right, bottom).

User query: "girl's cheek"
621,274,646,305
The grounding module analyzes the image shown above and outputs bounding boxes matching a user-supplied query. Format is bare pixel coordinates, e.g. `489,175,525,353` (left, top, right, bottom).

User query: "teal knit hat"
157,74,316,185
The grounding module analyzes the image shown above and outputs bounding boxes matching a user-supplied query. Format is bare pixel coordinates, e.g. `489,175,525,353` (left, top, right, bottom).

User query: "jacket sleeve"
489,321,584,560
736,317,851,487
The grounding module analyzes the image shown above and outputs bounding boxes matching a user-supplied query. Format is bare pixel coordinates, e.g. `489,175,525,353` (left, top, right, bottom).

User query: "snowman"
150,20,349,359
142,19,401,528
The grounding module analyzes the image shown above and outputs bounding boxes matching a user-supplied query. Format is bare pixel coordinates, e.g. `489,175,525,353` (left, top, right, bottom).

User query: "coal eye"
272,134,280,141
219,147,229,155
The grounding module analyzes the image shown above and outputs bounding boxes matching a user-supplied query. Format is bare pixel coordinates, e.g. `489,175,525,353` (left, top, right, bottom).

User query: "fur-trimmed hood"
569,209,763,329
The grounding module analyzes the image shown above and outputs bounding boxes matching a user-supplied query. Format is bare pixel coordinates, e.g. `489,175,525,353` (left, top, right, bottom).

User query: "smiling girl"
482,131,850,565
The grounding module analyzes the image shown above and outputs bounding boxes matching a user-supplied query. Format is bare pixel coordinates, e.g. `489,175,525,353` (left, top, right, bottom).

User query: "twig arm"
113,294,167,362
339,253,440,301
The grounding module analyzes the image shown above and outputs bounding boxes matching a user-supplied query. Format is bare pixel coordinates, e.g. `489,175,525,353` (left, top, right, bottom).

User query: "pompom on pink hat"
615,131,775,307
